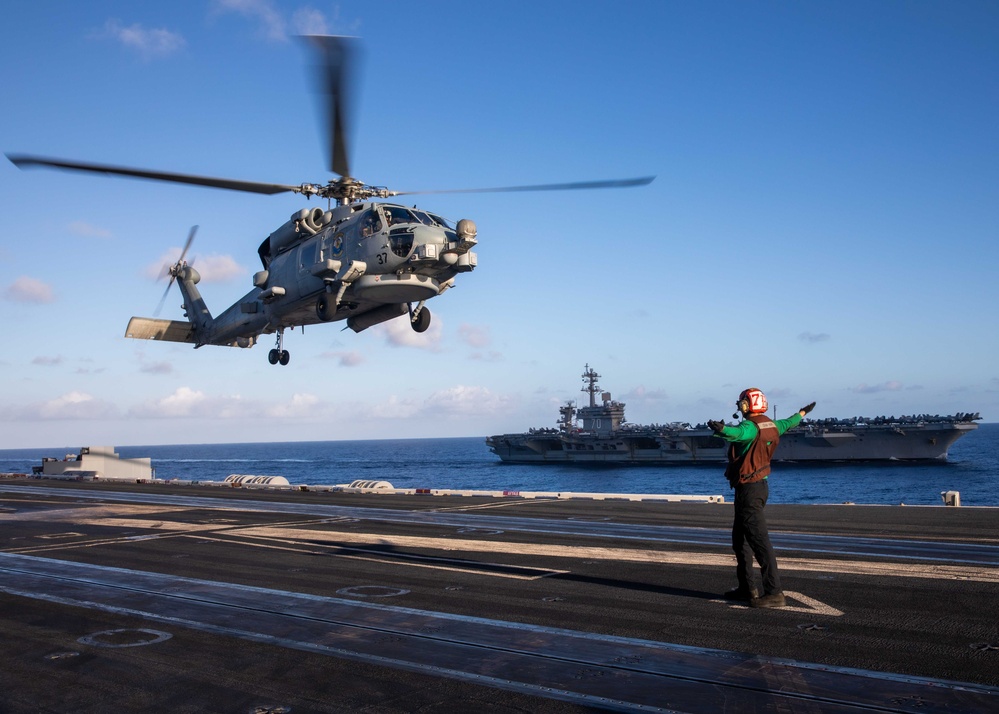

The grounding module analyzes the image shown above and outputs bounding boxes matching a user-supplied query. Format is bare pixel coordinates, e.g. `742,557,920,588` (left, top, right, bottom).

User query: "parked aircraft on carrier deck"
7,36,653,365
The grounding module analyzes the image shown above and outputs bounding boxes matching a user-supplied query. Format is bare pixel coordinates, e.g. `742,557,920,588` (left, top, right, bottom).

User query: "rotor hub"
296,177,397,203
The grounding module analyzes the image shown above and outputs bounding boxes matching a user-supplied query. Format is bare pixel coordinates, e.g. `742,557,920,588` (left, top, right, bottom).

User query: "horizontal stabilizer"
125,317,196,344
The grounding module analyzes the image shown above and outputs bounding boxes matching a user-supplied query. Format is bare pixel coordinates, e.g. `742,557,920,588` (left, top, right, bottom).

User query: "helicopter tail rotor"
154,225,197,317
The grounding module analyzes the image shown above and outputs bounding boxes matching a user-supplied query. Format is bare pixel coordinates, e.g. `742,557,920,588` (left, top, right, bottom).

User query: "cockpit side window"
360,210,383,237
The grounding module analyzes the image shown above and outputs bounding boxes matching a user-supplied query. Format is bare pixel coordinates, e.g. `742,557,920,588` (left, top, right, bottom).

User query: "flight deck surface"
1,480,997,713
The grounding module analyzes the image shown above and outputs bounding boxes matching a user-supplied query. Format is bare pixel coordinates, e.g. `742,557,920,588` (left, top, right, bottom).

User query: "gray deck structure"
1,480,997,712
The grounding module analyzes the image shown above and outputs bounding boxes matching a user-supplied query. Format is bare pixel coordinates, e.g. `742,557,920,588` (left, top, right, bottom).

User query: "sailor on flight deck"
707,388,816,609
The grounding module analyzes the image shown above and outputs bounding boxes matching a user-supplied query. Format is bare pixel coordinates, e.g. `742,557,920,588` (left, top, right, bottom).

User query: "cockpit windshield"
382,206,416,227
381,205,454,230
411,210,436,226
426,212,453,229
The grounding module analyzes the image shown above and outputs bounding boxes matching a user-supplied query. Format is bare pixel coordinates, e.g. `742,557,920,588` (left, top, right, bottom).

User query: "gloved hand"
799,402,816,415
707,419,725,433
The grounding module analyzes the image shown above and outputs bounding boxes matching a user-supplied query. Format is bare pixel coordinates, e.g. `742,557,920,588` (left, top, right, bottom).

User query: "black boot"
723,586,759,602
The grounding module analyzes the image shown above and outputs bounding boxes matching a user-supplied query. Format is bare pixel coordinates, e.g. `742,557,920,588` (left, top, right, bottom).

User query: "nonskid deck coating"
1,481,997,713
1,553,995,713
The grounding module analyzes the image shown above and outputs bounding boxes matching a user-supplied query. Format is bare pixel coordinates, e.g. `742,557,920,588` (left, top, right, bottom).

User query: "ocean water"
2,423,996,507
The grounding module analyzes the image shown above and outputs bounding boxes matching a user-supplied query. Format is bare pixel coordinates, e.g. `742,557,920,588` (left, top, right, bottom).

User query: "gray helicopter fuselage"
165,202,477,350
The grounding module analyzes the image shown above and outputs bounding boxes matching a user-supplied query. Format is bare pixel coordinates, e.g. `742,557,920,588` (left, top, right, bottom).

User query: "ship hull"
486,422,978,465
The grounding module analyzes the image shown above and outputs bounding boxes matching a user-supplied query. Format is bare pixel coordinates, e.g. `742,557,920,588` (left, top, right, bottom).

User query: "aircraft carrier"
487,365,980,464
1,477,997,713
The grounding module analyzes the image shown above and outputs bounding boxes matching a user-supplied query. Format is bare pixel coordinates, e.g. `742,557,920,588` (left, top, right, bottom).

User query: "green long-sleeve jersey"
716,412,803,459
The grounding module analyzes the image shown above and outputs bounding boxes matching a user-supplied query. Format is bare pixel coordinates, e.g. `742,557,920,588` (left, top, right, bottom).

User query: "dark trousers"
732,479,782,595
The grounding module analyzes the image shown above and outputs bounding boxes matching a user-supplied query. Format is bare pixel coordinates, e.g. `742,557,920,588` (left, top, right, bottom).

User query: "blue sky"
2,1,997,449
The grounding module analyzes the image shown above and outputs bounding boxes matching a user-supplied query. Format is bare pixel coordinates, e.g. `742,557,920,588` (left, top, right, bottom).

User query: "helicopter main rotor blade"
6,154,301,196
305,35,359,179
393,175,656,196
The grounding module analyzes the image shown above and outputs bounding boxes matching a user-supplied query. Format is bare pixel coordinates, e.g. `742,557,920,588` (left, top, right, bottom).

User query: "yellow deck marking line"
428,499,564,513
229,525,999,583
7,508,996,584
714,591,845,616
4,515,344,555
2,504,190,522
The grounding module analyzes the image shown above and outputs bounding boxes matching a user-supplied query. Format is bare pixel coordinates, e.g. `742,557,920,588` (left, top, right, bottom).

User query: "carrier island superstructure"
485,365,980,464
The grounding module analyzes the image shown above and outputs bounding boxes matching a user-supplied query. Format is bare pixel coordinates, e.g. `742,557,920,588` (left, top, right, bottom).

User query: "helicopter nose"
407,224,446,263
456,218,477,251
403,222,477,272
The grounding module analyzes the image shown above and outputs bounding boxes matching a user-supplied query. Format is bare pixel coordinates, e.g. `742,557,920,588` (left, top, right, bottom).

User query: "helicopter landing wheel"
411,307,431,333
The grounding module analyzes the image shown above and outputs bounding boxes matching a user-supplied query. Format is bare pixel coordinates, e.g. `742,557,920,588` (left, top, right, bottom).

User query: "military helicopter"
7,37,653,366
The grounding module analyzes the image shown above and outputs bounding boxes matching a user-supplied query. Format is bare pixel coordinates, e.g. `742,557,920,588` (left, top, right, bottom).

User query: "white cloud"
211,0,288,41
373,313,443,350
32,355,63,366
197,255,247,283
366,394,421,420
99,19,186,59
144,251,245,283
266,393,321,418
211,1,358,43
130,386,210,418
291,7,331,35
10,391,119,421
457,323,491,349
421,385,515,417
5,276,55,303
128,387,329,421
159,386,210,416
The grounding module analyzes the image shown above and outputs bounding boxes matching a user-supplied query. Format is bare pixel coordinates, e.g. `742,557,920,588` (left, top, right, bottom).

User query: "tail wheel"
412,308,431,333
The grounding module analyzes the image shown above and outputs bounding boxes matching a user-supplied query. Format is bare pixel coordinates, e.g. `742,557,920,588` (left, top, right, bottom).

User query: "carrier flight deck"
1,480,997,713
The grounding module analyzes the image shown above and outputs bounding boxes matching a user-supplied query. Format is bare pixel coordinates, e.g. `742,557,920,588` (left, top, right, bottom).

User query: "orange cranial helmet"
737,388,768,416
